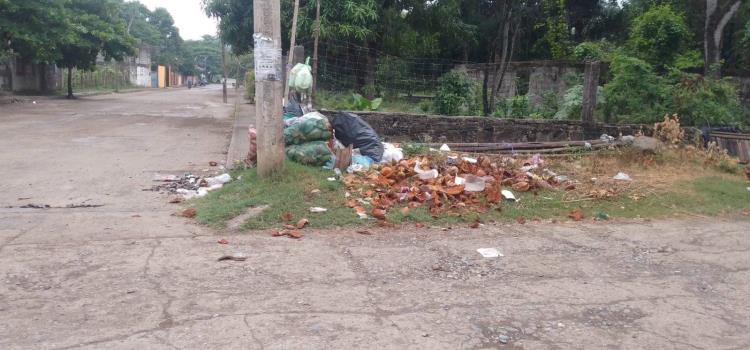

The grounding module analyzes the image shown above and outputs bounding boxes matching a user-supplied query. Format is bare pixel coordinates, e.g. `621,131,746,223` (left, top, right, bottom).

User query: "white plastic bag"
288,60,312,91
381,143,404,163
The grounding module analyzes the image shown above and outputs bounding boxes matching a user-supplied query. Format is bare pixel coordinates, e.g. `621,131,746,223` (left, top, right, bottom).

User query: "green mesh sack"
285,141,332,166
283,112,332,145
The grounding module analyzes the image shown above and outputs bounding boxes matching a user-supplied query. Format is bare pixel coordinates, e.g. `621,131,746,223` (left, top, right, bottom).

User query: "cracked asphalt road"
1,87,750,349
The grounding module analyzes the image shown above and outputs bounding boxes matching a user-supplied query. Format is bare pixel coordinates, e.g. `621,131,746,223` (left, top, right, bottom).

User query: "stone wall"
322,110,668,143
459,61,591,102
729,76,750,105
0,60,8,92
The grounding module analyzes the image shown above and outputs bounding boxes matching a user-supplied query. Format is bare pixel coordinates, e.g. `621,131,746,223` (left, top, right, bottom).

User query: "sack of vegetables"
283,112,332,146
285,141,333,166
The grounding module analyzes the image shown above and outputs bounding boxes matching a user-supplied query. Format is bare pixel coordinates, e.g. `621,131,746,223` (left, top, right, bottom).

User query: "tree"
627,5,690,70
179,35,222,81
480,1,541,115
120,1,161,45
56,0,135,98
704,0,744,77
149,8,184,67
202,0,254,54
541,0,572,59
0,0,70,62
1,0,71,91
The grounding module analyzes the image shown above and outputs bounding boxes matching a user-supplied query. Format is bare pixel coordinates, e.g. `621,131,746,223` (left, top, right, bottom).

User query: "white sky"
134,0,218,40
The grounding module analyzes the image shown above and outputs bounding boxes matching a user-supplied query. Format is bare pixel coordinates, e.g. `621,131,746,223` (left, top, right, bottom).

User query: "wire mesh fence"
61,64,133,92
300,38,465,98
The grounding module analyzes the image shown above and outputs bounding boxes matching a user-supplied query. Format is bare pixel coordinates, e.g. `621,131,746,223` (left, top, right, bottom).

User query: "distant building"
125,45,153,88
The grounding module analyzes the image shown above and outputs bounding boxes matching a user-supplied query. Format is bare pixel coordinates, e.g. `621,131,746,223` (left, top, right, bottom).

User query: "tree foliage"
55,0,136,98
0,0,70,62
202,0,253,55
434,70,477,116
540,0,572,59
627,5,690,70
180,35,222,80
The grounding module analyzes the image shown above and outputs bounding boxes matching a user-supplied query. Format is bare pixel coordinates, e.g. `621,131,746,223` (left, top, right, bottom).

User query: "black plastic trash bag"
332,112,383,162
283,95,304,118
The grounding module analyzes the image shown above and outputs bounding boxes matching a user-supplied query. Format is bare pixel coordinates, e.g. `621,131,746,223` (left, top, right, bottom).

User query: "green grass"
194,161,750,229
194,161,362,229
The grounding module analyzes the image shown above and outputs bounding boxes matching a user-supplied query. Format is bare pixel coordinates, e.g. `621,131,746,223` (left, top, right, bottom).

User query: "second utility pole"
221,40,227,103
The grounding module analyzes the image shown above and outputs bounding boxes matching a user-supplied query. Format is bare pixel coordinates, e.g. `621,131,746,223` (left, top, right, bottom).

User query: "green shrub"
315,90,349,110
361,83,379,99
602,54,748,127
602,54,669,123
669,72,747,127
349,93,383,111
419,100,432,113
627,5,690,70
674,50,703,70
554,85,604,120
244,71,255,102
493,95,531,119
434,70,477,116
537,91,560,119
375,57,410,98
573,41,616,61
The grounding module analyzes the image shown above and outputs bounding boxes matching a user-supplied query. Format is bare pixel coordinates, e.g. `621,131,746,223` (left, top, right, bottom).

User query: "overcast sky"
135,0,218,41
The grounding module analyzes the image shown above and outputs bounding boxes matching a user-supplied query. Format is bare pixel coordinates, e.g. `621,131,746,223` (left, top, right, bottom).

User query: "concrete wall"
322,110,665,143
461,61,588,102
527,65,580,106
0,60,8,91
0,58,60,93
125,46,153,88
729,76,750,106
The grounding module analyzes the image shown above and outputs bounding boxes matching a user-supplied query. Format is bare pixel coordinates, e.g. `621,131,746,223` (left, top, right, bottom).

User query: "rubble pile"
342,153,575,219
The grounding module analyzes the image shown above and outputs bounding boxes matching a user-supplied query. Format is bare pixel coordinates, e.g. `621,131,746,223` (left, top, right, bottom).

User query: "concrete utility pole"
253,0,285,177
221,40,228,103
581,61,600,125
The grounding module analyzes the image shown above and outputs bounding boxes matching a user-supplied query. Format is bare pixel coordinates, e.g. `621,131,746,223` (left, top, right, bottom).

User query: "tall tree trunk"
6,43,14,92
488,1,518,116
482,66,490,115
704,0,742,78
67,67,74,99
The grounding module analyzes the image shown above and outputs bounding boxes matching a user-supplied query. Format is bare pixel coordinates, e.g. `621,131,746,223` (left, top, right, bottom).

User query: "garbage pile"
247,102,399,169
341,153,574,219
147,173,233,200
284,112,333,166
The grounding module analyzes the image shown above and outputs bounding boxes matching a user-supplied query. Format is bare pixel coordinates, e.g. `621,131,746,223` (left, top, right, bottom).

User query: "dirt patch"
227,205,269,230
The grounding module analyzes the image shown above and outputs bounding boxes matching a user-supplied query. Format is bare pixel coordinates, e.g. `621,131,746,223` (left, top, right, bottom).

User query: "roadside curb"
72,88,154,98
226,95,255,169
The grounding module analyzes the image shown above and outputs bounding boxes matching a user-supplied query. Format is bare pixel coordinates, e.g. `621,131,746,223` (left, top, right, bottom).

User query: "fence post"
311,0,321,104
581,60,600,125
290,45,304,101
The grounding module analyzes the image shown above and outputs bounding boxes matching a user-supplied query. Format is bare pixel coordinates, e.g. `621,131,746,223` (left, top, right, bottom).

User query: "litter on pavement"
217,253,248,262
147,173,234,200
477,248,504,258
